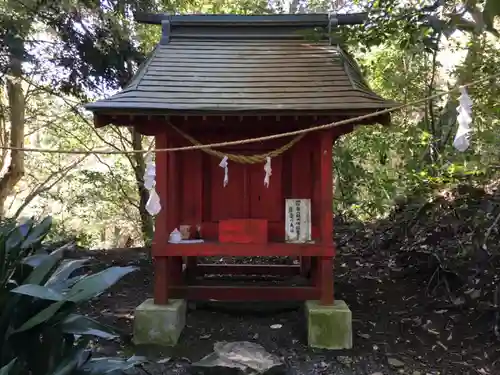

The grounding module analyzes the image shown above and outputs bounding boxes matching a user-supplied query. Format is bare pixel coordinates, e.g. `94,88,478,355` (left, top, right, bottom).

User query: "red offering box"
218,219,268,244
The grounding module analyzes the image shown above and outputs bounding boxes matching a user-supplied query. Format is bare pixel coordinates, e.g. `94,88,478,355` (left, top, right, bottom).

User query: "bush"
0,217,145,375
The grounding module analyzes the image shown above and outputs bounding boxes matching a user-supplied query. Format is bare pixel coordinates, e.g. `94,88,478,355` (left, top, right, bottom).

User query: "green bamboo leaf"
10,284,64,301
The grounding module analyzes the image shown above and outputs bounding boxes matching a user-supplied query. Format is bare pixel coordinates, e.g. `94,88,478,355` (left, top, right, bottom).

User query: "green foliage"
0,217,142,375
334,17,500,220
1,0,499,240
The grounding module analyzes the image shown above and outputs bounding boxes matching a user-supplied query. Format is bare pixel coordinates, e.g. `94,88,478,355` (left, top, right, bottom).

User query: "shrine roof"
85,13,397,118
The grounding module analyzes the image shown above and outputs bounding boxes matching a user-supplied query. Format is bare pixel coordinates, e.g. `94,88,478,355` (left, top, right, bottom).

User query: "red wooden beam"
169,285,320,301
195,264,301,277
153,242,335,257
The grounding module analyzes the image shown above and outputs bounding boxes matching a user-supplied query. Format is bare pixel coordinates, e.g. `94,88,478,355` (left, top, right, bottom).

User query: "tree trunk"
129,127,154,244
0,54,25,219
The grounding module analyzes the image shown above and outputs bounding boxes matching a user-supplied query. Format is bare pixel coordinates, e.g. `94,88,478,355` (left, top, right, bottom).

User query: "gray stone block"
133,298,186,346
305,299,352,350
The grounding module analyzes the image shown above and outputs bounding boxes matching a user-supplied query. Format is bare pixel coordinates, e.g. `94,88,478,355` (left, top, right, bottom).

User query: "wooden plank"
88,101,392,111
144,68,347,78
136,85,357,94
290,136,312,198
150,55,341,63
147,63,343,71
148,60,342,68
209,157,246,221
169,285,320,301
300,256,312,277
153,242,335,257
248,157,283,222
196,264,301,277
138,80,353,89
108,96,382,105
155,48,337,56
140,73,348,82
168,40,330,47
90,102,391,111
179,150,203,224
114,91,377,100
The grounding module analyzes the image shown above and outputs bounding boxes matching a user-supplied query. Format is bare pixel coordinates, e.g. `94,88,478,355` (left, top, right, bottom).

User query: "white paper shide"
264,157,272,187
219,156,229,187
144,152,161,216
453,86,473,152
285,199,312,243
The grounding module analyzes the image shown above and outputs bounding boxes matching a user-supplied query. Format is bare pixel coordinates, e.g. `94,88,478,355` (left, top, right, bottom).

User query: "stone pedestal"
133,298,186,346
305,300,352,350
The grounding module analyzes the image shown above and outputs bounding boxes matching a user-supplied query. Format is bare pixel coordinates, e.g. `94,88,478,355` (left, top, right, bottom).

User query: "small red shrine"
86,13,395,349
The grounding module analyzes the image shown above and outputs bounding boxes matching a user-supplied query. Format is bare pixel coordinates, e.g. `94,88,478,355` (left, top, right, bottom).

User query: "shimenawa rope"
170,125,305,164
0,72,497,155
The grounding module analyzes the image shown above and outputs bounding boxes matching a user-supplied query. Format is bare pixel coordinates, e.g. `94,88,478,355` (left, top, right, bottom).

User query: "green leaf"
4,226,28,260
22,253,52,268
60,314,119,340
67,266,137,303
77,356,147,375
23,246,66,286
20,216,52,250
484,0,500,32
0,237,7,284
49,341,91,375
51,347,91,375
45,259,89,289
0,358,17,375
10,284,64,301
14,300,66,333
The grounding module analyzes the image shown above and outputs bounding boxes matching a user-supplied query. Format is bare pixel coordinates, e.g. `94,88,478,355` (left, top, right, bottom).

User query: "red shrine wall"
166,131,326,242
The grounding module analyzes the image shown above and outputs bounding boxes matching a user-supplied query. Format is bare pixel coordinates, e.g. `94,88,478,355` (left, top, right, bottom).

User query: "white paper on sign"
219,156,229,187
453,86,473,152
264,157,272,187
146,188,161,216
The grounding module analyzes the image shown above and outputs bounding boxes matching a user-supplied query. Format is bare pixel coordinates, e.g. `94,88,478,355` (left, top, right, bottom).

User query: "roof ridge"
135,13,368,27
122,46,159,92
339,48,386,100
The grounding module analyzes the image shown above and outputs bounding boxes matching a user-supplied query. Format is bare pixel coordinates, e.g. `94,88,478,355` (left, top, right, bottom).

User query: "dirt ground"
73,227,499,375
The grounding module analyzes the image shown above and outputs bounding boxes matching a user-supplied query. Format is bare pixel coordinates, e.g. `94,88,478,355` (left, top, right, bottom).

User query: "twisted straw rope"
170,124,305,164
0,72,497,155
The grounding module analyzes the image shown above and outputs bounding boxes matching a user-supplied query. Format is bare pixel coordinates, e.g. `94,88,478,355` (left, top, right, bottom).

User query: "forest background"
0,0,499,248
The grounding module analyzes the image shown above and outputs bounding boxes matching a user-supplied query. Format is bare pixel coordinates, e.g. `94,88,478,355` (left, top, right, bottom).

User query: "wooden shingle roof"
85,14,396,116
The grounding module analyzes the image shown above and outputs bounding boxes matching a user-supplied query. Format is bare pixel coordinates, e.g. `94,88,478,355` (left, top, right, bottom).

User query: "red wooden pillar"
318,130,334,305
153,131,170,305
186,150,203,279
166,139,183,286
